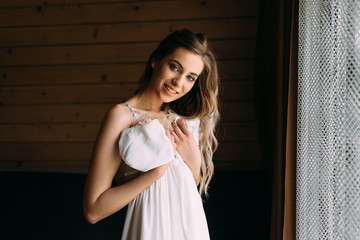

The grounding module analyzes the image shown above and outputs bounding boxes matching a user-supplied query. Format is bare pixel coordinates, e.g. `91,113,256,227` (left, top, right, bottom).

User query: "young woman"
83,29,220,239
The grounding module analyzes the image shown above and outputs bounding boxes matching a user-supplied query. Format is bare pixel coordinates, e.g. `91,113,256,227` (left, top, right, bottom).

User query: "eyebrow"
169,59,199,77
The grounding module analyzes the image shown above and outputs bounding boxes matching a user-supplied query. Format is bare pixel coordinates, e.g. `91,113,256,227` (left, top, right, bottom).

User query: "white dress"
118,104,210,240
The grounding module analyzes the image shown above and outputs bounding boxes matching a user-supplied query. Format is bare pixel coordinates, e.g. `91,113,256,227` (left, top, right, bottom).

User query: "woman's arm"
171,119,202,185
83,104,170,224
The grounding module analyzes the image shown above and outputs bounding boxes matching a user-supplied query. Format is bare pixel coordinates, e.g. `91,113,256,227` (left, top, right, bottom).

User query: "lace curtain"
297,0,360,239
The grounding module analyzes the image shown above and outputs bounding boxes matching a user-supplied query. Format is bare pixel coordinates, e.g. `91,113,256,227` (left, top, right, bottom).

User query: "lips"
164,84,178,94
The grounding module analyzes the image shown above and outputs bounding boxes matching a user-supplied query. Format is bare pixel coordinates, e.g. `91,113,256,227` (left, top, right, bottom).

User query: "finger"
170,134,175,143
165,129,171,138
176,119,191,135
172,121,184,138
171,129,180,143
166,129,174,140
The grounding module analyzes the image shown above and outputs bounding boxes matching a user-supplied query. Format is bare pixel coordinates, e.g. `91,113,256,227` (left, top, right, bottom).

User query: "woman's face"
149,47,204,103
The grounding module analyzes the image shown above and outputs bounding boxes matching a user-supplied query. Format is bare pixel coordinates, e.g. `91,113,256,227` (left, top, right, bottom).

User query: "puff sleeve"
118,119,174,172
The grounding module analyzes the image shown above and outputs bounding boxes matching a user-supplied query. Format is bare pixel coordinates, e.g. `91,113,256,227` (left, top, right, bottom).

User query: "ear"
151,60,156,69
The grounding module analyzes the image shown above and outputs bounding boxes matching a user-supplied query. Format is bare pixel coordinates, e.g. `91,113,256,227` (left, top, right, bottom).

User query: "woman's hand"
83,104,174,224
170,119,201,184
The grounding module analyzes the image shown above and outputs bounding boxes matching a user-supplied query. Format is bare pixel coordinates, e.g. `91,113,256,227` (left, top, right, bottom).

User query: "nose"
171,75,185,87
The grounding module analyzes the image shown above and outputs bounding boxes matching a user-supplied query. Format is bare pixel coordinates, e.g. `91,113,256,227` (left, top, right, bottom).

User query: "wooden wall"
0,0,262,170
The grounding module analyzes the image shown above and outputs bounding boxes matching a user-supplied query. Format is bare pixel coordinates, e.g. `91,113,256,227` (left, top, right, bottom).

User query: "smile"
164,84,178,94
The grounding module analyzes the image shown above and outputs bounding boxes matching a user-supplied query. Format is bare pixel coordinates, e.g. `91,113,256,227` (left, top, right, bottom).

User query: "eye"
187,75,196,81
169,63,179,72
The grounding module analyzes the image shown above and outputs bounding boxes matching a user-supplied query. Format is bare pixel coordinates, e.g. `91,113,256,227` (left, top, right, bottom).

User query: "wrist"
148,162,170,179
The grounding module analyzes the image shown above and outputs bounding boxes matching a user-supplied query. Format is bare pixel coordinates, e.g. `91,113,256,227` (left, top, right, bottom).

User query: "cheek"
151,67,167,86
156,68,173,83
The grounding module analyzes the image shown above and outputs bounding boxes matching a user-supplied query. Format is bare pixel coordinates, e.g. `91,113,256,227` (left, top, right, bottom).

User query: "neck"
131,90,164,112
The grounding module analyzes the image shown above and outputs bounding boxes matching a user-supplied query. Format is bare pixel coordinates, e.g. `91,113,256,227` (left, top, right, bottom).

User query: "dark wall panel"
0,0,261,170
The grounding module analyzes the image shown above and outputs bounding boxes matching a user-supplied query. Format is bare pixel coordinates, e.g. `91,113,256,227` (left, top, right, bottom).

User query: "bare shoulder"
107,103,132,118
91,104,135,160
103,104,134,129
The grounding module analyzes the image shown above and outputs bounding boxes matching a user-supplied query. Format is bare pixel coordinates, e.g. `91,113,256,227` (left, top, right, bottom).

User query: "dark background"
1,170,270,239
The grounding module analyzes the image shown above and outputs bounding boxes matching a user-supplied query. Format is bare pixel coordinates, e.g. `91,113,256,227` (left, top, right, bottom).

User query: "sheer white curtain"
297,0,360,239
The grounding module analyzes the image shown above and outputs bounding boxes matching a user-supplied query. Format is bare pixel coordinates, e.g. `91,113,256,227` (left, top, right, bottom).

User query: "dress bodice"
115,103,208,240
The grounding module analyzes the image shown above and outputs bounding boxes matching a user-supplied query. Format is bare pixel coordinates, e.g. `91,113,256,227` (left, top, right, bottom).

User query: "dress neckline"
122,103,140,122
122,103,170,116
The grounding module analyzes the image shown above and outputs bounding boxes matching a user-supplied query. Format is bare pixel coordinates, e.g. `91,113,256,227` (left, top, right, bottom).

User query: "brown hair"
136,29,220,196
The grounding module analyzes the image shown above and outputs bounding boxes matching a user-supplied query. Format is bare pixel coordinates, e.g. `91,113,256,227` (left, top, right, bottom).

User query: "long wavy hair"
135,29,220,197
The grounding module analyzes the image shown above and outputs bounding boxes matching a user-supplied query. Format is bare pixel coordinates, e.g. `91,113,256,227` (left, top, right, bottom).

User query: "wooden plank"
214,142,262,165
0,101,255,123
0,18,258,46
0,1,259,27
221,81,254,101
0,42,155,67
0,83,139,105
0,141,261,164
218,122,259,142
0,142,93,162
0,0,172,8
20,160,91,169
221,101,256,121
0,104,111,123
0,40,255,67
0,63,145,86
218,60,255,80
0,121,258,142
0,161,20,168
0,60,253,86
0,81,253,105
0,123,100,142
0,159,263,170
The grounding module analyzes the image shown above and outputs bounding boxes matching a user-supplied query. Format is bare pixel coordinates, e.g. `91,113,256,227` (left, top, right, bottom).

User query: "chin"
164,97,181,104
160,94,179,103
163,99,175,104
